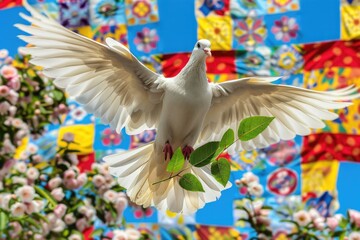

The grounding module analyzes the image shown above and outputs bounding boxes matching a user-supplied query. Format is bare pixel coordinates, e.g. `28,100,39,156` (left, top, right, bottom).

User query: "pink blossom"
51,187,65,201
26,167,40,180
2,137,15,154
15,185,35,203
0,85,10,97
104,190,117,203
0,101,10,115
62,132,75,143
115,197,128,214
6,90,19,105
54,204,67,218
8,105,17,116
77,173,87,187
241,172,259,185
75,218,88,232
314,217,325,231
92,174,106,188
64,213,76,225
63,169,76,181
48,177,62,190
125,229,141,240
349,209,360,227
9,221,22,238
64,178,79,189
84,208,95,219
0,193,11,210
0,49,9,59
11,118,24,128
11,202,26,216
294,210,311,227
68,234,82,240
25,201,40,214
52,219,66,232
326,216,339,231
7,77,20,91
41,220,50,236
349,232,360,240
58,103,68,114
248,183,264,197
0,65,18,79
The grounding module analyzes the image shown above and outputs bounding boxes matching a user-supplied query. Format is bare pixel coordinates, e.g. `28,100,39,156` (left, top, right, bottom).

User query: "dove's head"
193,39,211,58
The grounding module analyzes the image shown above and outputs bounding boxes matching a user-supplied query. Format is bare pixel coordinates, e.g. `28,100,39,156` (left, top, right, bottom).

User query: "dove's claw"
163,141,173,161
182,145,194,160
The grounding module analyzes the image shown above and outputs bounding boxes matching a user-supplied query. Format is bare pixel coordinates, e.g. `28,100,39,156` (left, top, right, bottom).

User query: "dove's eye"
197,43,200,48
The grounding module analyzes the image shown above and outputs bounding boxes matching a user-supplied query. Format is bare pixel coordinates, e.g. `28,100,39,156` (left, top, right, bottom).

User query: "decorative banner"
77,152,95,172
303,41,360,70
59,0,90,28
267,0,300,14
0,0,22,10
302,133,360,163
270,44,303,76
198,16,233,50
270,15,300,43
196,0,230,18
232,16,267,51
266,167,298,196
194,225,242,240
235,46,271,76
301,160,339,195
230,0,267,18
303,67,360,135
89,0,126,26
57,124,95,154
205,50,236,73
76,24,128,45
124,0,159,26
341,5,360,40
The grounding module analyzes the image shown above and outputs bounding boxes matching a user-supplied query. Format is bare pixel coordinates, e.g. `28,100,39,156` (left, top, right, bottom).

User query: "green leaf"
211,158,230,187
0,211,8,231
91,228,104,238
34,186,57,209
166,148,185,173
179,173,204,192
219,129,234,149
32,212,49,223
52,90,64,101
238,116,275,141
25,217,41,229
189,141,219,167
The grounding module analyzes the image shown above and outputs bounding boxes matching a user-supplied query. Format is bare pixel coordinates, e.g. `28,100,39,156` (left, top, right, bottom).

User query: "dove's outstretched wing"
198,77,359,152
16,2,165,134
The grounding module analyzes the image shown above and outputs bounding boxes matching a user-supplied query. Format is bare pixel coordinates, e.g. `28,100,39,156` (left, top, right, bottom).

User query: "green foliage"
0,211,8,232
219,129,234,148
189,141,219,167
166,148,185,173
179,173,205,192
34,185,57,210
238,116,275,141
175,116,274,192
211,158,231,187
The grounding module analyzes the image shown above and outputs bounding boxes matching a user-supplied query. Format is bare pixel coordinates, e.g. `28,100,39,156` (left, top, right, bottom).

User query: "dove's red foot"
182,145,194,160
163,141,173,161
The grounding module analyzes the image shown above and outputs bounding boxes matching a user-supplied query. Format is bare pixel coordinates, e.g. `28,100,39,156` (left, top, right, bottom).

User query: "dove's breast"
155,79,212,151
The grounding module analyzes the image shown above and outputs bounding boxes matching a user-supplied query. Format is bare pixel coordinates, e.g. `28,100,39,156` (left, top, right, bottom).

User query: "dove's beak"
204,47,211,57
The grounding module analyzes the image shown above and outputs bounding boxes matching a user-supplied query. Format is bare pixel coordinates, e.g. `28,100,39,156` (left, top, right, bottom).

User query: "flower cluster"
0,49,143,240
0,48,68,167
235,171,360,240
0,135,133,239
235,172,264,197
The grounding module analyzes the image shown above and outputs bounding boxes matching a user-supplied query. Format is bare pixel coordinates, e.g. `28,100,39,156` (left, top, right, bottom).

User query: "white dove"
17,1,359,214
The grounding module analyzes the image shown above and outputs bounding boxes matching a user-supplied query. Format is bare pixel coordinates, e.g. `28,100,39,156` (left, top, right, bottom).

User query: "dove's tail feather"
105,143,231,214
